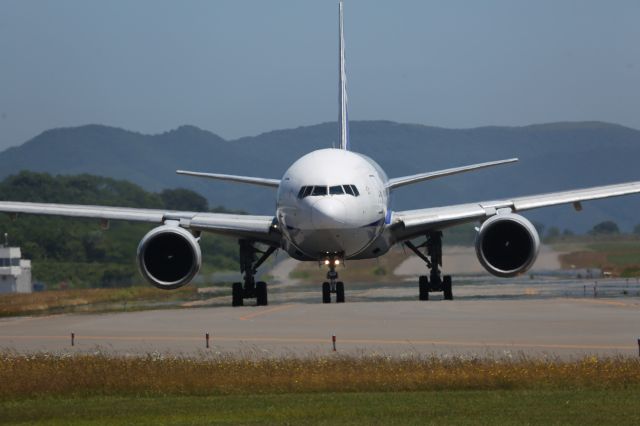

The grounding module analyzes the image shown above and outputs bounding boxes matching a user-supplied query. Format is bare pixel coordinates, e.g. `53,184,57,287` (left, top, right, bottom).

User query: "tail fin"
338,0,350,150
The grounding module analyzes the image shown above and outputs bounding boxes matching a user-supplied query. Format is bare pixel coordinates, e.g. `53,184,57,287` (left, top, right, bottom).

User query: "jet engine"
137,225,202,290
475,213,540,277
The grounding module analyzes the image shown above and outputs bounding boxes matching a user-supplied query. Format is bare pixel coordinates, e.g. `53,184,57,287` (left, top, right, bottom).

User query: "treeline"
0,172,239,289
444,220,640,246
543,220,640,242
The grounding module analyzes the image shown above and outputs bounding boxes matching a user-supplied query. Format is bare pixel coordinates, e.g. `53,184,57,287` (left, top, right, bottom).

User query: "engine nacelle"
137,225,202,290
475,213,540,277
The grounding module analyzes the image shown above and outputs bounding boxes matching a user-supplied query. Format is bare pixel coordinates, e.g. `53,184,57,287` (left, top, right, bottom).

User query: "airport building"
0,246,32,294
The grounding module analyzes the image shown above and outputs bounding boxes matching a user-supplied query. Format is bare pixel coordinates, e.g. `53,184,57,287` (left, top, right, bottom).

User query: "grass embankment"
1,353,639,424
290,248,407,283
0,287,200,318
554,236,640,276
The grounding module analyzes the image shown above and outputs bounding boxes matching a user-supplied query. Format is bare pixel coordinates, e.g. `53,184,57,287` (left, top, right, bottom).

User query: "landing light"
335,259,340,266
324,259,330,265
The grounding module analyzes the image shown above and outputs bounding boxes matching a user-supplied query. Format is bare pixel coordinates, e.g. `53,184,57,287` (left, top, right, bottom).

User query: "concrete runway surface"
1,292,639,358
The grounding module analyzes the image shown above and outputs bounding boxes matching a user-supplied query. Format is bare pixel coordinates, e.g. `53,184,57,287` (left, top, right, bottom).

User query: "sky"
0,0,639,150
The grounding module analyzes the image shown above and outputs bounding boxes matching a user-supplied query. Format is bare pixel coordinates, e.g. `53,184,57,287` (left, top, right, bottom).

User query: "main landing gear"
405,231,453,301
322,258,345,304
232,239,277,307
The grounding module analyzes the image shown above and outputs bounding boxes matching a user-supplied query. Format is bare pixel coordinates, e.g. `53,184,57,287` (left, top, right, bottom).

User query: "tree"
0,173,238,288
545,226,561,239
160,188,208,211
589,221,620,236
634,224,640,235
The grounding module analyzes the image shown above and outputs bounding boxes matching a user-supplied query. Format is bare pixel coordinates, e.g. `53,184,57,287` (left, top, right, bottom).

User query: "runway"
1,295,639,358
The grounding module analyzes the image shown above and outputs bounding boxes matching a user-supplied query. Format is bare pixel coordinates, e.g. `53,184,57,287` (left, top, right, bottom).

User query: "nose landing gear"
321,258,345,303
405,231,454,301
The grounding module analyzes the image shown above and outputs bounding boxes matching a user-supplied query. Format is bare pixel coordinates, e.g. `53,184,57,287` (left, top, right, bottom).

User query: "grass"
289,248,407,284
1,389,639,425
554,236,640,276
1,352,639,398
1,353,639,424
0,286,201,317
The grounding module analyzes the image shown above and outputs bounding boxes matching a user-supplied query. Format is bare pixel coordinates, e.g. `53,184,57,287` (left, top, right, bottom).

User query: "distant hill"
1,121,640,233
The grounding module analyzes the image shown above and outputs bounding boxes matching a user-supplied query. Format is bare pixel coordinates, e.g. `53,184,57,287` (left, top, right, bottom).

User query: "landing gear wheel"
419,275,429,301
407,232,455,302
232,282,243,307
336,281,345,303
322,282,331,304
443,275,453,300
256,281,268,306
232,240,277,307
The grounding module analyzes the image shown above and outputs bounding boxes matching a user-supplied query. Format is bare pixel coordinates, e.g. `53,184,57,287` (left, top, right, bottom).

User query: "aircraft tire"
322,282,331,304
419,275,429,301
256,281,268,306
232,282,243,307
443,275,453,300
336,281,345,303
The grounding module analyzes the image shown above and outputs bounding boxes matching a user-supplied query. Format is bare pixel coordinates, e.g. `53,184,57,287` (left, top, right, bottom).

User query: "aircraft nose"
311,198,348,229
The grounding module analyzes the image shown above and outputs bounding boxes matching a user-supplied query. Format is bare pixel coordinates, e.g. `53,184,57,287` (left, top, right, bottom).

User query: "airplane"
2,0,640,307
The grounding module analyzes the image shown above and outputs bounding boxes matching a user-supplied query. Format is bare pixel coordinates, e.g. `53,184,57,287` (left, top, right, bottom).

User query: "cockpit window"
298,184,359,198
298,186,313,199
343,185,354,196
330,185,344,195
312,186,327,196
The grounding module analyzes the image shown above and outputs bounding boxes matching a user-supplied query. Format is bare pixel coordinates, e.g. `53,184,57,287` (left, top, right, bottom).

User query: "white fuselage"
276,149,391,261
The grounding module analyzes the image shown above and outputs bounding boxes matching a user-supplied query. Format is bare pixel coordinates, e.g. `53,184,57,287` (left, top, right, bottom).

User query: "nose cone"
311,198,348,229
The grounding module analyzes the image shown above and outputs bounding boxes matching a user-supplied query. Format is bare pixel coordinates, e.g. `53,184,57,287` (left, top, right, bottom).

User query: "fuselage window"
330,185,344,195
343,185,354,196
312,186,327,196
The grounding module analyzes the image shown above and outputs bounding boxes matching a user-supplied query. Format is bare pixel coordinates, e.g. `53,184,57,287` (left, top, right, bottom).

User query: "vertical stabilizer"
338,0,350,150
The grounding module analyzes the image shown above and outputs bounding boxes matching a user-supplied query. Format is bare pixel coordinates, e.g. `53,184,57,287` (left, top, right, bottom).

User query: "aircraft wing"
176,170,281,188
0,201,279,243
391,180,640,241
386,158,518,190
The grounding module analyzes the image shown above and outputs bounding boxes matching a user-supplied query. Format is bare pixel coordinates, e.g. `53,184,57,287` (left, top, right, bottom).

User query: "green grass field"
2,389,639,425
1,353,639,424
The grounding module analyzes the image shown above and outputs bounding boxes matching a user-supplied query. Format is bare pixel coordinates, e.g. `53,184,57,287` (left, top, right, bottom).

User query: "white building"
0,247,32,294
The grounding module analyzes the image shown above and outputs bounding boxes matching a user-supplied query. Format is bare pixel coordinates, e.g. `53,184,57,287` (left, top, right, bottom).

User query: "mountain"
1,121,640,233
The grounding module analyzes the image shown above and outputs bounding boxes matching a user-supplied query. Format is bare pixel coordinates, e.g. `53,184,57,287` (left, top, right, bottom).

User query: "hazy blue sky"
1,0,639,149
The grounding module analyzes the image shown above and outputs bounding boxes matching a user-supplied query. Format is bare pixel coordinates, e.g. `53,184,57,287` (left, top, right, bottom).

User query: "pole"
206,332,210,349
332,334,337,352
71,332,75,347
